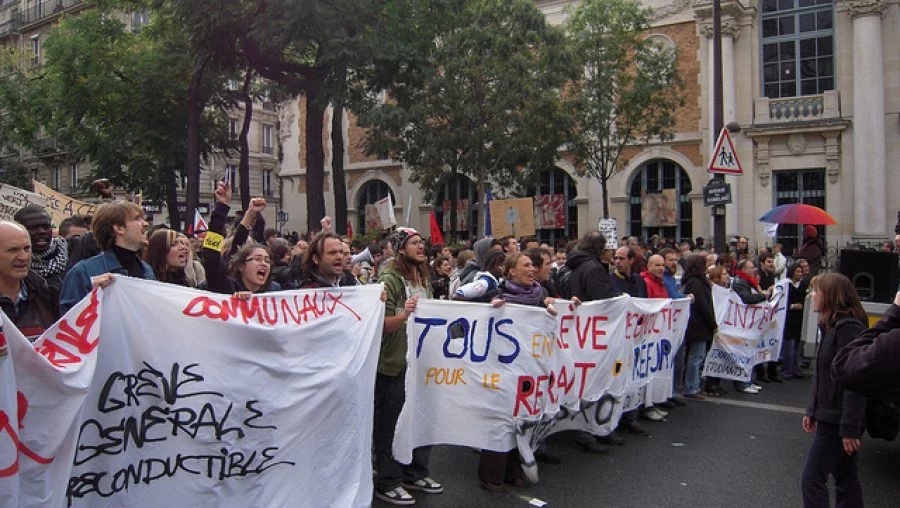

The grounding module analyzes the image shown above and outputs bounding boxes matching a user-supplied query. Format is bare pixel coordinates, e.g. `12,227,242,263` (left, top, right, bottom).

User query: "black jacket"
732,275,767,304
783,279,808,341
682,273,716,344
610,269,647,298
0,270,59,341
806,317,867,438
832,304,900,401
203,202,278,294
563,250,615,302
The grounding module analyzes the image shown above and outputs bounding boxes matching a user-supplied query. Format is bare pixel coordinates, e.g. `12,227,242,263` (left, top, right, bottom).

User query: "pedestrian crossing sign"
708,128,743,174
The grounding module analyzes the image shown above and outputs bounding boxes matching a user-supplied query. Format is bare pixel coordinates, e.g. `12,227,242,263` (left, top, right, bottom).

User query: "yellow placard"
202,231,225,252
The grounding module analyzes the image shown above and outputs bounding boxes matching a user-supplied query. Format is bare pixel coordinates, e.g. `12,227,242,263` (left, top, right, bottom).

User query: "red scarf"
734,270,761,291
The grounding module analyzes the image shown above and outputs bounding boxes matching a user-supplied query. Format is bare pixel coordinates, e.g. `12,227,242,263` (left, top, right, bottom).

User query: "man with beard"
295,233,350,288
14,205,68,291
59,201,154,314
0,221,59,340
373,227,443,505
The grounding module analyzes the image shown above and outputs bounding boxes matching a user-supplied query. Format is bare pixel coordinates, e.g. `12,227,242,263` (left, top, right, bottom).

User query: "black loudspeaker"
839,249,899,304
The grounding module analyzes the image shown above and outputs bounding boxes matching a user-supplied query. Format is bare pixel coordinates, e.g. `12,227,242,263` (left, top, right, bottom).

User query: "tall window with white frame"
69,163,78,192
761,0,834,98
261,125,274,154
52,166,60,190
628,160,693,242
228,119,238,140
30,35,40,67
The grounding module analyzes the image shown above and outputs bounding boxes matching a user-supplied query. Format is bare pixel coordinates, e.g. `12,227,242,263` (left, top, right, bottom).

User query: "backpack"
866,398,900,441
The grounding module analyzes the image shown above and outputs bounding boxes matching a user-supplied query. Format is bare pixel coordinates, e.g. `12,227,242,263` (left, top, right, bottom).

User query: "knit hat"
804,225,818,239
389,227,421,254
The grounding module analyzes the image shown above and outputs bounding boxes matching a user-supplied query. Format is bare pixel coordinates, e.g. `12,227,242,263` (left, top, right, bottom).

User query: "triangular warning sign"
708,128,742,174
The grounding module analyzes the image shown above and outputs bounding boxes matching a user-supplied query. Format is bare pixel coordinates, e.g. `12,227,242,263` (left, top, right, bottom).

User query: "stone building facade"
278,0,898,253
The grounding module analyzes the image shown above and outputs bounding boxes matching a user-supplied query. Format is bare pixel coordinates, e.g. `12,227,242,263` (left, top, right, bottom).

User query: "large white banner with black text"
0,279,383,508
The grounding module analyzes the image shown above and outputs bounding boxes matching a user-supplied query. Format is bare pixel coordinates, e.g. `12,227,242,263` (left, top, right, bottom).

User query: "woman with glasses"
202,181,280,295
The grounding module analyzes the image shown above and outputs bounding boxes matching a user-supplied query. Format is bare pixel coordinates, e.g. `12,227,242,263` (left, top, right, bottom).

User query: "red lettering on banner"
35,289,100,368
514,376,536,417
182,291,362,325
0,392,54,478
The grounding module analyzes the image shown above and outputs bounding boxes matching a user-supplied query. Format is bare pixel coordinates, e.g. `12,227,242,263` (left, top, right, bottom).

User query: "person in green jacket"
373,227,444,506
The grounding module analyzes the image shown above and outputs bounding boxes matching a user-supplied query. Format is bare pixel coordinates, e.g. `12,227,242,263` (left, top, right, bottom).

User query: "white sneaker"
375,486,416,506
752,384,763,390
641,408,667,421
739,386,760,394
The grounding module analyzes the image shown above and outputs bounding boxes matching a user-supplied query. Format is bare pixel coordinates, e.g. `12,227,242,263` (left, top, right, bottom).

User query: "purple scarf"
502,280,544,306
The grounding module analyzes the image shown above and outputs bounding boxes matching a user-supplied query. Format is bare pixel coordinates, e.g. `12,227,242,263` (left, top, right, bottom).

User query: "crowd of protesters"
3,180,900,507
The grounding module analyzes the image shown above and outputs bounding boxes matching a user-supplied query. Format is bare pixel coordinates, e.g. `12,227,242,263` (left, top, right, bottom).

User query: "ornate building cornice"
693,0,755,39
837,0,886,19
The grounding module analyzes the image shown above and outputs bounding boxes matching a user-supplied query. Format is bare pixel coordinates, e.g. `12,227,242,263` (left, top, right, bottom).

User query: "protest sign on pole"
0,183,48,221
0,280,384,507
702,280,789,382
32,180,96,226
374,195,396,229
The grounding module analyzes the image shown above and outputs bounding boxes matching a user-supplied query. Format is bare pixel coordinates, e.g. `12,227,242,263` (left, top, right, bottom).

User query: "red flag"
346,220,353,240
429,211,445,245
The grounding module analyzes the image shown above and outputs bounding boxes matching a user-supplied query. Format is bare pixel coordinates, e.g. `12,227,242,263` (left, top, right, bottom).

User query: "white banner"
0,279,384,507
702,280,789,382
394,296,690,478
0,183,47,221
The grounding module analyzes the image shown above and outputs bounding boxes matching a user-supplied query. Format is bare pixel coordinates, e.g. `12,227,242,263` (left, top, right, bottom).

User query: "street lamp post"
712,0,726,254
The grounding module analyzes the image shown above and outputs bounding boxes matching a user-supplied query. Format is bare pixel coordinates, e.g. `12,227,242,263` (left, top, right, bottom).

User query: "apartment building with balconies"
0,0,282,228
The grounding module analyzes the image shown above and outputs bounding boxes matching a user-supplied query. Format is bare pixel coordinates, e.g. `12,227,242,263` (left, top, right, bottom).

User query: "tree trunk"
601,176,609,219
476,166,486,238
331,103,347,236
185,55,209,234
239,69,254,211
305,79,326,233
165,171,180,231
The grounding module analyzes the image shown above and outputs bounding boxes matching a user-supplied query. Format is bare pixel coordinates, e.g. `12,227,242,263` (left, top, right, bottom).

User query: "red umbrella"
758,204,836,225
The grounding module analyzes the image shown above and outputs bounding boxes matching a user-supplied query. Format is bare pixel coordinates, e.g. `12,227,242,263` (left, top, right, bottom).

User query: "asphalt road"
376,377,900,507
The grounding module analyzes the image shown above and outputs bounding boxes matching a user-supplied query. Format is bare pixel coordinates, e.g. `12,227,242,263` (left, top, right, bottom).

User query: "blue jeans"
781,339,800,378
683,342,707,395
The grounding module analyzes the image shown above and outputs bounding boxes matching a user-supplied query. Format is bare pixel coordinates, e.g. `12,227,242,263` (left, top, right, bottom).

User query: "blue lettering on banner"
632,338,672,380
414,316,521,364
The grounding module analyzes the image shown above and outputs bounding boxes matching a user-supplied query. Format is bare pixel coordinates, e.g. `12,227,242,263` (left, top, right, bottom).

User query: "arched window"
435,174,478,242
356,179,394,237
628,160,693,241
527,167,578,246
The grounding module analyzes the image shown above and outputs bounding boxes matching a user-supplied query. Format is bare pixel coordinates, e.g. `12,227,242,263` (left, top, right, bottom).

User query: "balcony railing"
754,90,841,124
0,18,21,38
15,0,82,26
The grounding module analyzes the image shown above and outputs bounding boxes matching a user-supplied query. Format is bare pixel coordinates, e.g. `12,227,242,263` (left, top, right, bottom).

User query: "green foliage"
564,0,686,217
359,0,575,229
0,10,230,207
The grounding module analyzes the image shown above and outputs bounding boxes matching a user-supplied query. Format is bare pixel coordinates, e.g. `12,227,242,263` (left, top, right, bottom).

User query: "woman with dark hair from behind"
801,273,867,508
681,254,716,399
202,181,280,295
